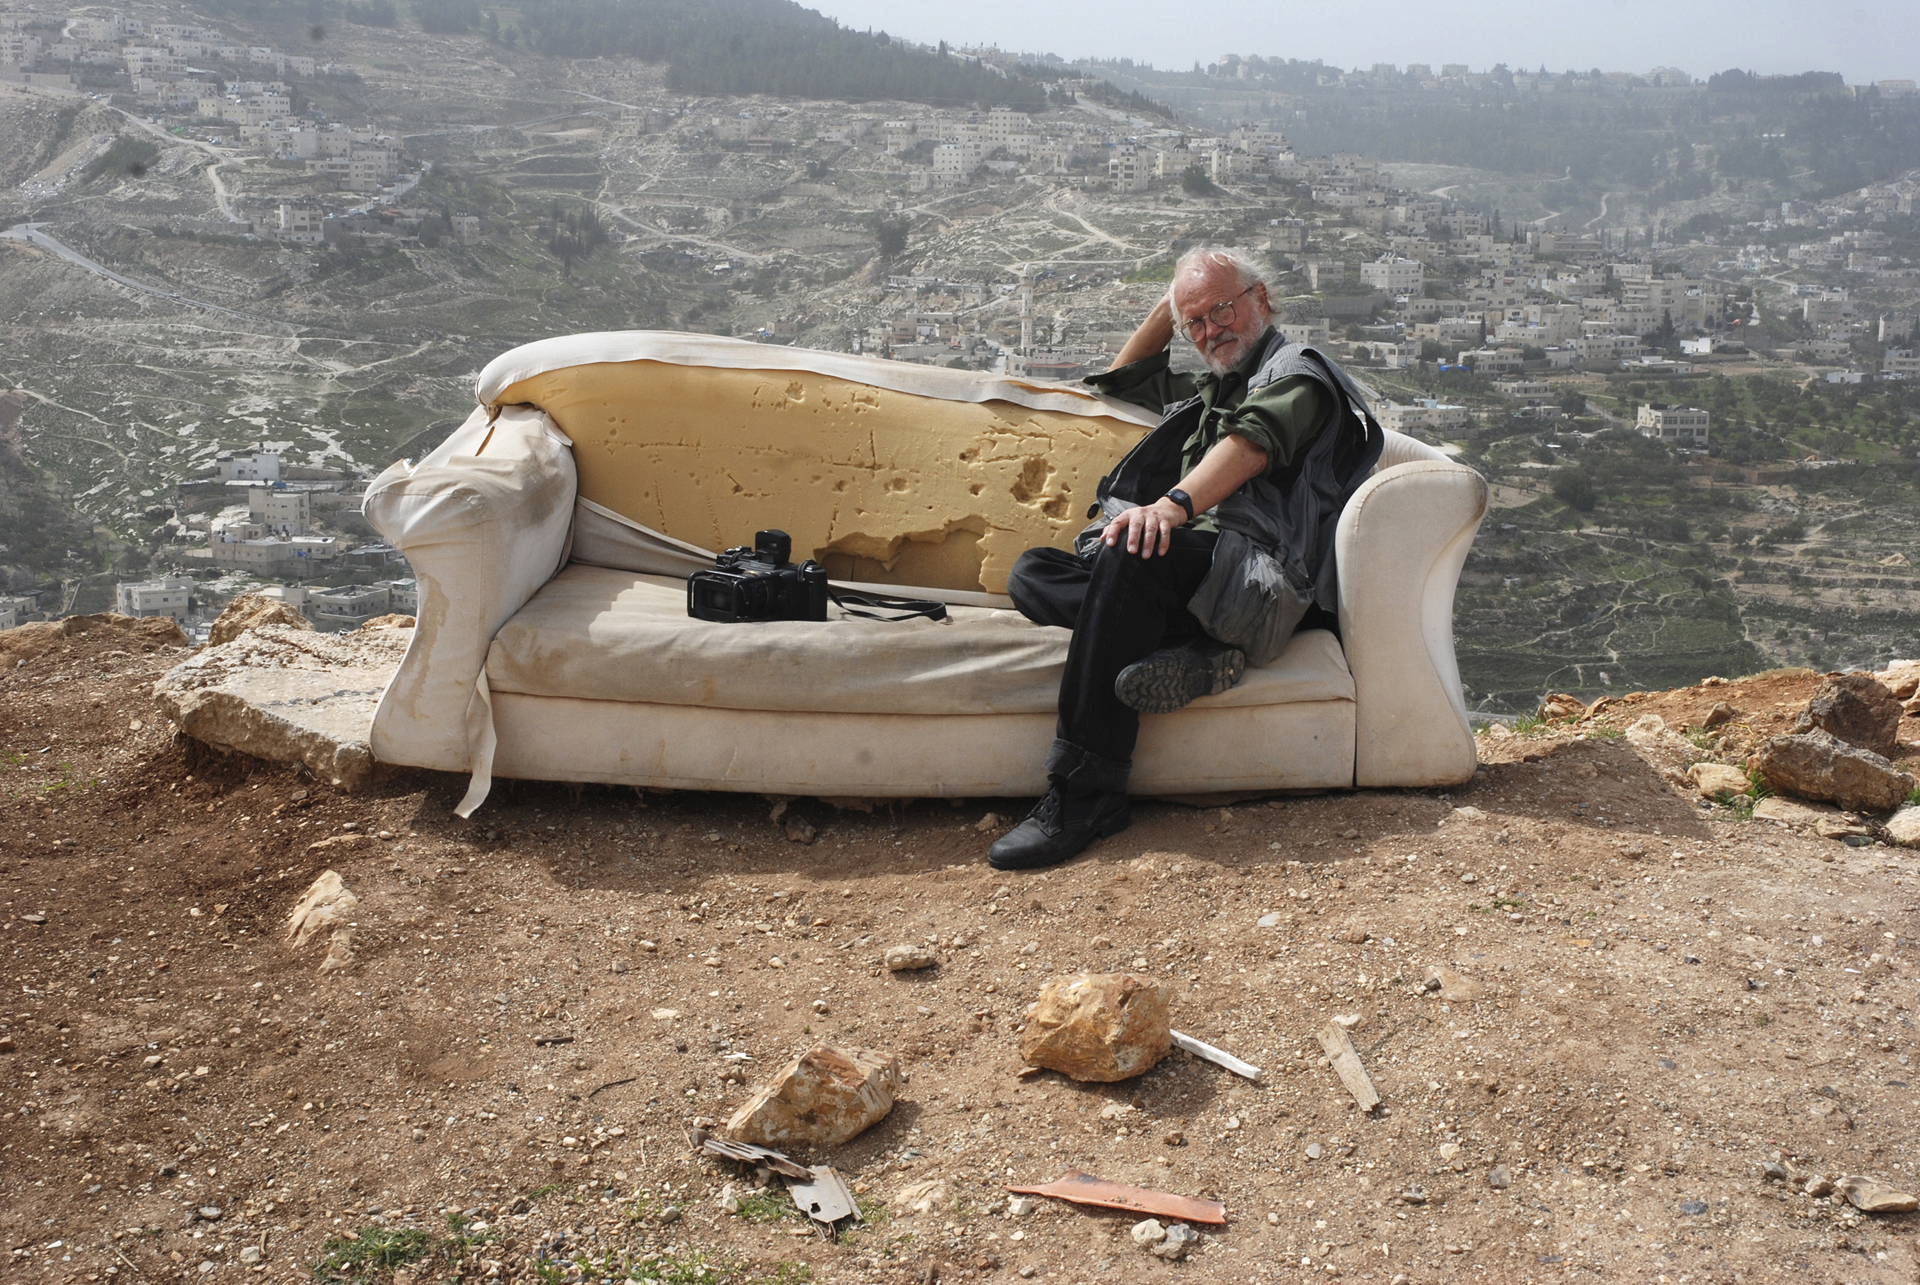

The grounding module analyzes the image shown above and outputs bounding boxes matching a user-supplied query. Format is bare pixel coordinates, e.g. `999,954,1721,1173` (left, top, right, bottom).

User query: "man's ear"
1253,281,1271,316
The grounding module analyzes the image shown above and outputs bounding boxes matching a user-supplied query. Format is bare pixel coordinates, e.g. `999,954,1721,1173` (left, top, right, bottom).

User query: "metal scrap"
788,1165,860,1225
1005,1170,1226,1225
688,1128,813,1180
1169,1029,1264,1082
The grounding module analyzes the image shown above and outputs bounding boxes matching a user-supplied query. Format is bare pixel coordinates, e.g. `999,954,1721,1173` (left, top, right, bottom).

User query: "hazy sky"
812,0,1916,85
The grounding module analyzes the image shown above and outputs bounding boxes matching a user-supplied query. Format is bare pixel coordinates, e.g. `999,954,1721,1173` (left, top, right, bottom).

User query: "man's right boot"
1114,638,1247,714
988,784,1131,871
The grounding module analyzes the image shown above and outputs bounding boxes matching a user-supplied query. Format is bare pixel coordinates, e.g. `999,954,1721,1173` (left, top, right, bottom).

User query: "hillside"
6,620,1920,1282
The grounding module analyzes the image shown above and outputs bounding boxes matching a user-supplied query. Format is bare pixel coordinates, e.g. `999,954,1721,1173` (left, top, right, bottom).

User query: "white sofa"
362,332,1488,816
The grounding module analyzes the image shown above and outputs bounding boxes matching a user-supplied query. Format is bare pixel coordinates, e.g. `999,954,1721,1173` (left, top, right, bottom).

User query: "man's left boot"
988,783,1131,871
1114,637,1247,714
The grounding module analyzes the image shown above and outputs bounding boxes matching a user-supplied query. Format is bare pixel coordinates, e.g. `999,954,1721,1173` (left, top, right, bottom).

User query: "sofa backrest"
475,332,1156,596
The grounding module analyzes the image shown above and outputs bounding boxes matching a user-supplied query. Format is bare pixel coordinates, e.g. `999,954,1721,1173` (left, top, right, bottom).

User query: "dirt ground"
6,625,1920,1285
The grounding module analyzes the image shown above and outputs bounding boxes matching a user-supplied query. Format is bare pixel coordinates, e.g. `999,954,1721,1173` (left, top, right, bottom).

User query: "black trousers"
1005,529,1219,794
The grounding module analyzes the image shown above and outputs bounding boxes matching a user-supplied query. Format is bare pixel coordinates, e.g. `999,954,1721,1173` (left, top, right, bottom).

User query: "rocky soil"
6,624,1920,1283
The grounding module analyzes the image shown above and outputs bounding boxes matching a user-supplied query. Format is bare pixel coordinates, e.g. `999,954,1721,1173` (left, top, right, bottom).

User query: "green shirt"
1083,329,1327,532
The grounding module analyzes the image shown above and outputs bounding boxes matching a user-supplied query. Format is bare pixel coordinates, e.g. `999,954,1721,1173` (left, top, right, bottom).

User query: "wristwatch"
1164,488,1196,523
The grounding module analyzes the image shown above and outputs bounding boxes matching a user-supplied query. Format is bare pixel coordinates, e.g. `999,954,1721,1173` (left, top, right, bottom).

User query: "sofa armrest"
363,405,578,773
1334,459,1489,787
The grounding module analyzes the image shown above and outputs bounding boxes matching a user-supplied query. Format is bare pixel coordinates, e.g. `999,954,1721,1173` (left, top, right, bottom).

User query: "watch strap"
1164,488,1196,522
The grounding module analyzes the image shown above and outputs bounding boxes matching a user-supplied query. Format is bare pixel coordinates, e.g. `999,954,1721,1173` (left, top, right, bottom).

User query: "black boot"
988,784,1131,871
1114,638,1247,714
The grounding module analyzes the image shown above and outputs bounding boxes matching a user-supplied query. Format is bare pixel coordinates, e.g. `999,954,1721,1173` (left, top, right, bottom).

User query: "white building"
1883,349,1920,378
248,485,310,535
929,141,983,187
1636,403,1709,446
306,583,390,625
1493,379,1553,406
1359,255,1424,295
277,204,322,244
0,594,39,629
1462,347,1525,374
216,449,280,482
1107,148,1150,192
1377,399,1470,435
115,576,194,622
207,533,339,571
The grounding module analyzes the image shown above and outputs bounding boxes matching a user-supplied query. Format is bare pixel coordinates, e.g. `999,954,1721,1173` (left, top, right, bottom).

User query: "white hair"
1172,245,1267,291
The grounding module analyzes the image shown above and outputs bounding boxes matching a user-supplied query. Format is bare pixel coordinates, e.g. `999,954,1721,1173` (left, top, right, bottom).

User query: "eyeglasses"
1180,286,1257,342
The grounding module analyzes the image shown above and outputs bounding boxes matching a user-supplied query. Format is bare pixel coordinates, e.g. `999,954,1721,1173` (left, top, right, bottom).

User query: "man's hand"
1102,497,1188,559
1106,294,1177,371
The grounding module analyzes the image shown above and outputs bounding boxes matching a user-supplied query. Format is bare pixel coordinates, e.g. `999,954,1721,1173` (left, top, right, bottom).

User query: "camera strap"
827,588,948,623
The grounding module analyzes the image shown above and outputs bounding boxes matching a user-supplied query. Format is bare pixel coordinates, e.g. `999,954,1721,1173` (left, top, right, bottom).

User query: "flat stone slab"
153,624,410,788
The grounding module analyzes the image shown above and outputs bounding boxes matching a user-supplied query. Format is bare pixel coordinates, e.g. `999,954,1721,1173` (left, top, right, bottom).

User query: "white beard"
1198,327,1262,376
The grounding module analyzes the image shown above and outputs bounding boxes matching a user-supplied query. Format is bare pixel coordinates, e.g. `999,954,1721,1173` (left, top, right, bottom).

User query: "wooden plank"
1316,1022,1382,1113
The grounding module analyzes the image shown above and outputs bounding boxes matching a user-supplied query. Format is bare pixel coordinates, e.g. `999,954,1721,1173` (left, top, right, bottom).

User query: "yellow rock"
1020,972,1173,1082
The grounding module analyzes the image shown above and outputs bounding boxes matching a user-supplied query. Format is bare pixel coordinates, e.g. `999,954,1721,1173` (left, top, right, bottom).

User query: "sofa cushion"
486,563,1355,717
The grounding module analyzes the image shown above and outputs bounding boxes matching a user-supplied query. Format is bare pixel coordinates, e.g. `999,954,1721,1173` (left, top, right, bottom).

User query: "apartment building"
114,576,193,623
277,204,323,244
215,449,281,482
1107,148,1150,193
1359,254,1423,295
1636,403,1710,446
1377,399,1470,434
1884,349,1920,378
249,485,311,536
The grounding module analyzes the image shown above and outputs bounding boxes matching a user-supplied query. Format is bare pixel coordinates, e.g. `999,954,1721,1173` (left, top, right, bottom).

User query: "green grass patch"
444,1211,500,1250
734,1190,800,1224
536,1248,733,1284
312,1227,433,1284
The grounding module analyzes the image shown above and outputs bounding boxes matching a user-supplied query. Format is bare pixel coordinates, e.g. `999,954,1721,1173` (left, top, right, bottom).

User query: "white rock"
1625,714,1668,743
285,870,359,973
890,1179,948,1216
1130,1218,1167,1246
883,944,937,971
153,625,409,788
1152,1223,1199,1260
1007,1195,1037,1217
1884,805,1920,848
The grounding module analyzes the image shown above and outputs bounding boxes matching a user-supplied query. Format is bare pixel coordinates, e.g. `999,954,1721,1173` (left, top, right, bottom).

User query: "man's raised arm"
1084,291,1191,414
1108,292,1176,370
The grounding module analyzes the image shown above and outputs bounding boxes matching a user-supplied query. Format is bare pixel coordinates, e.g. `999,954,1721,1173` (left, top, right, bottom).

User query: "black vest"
1087,337,1385,664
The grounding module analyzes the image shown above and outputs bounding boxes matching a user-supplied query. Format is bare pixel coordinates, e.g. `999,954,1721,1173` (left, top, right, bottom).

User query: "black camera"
687,529,830,623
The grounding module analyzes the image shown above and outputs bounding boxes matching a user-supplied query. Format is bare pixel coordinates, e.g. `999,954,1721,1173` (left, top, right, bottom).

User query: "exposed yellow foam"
495,360,1149,594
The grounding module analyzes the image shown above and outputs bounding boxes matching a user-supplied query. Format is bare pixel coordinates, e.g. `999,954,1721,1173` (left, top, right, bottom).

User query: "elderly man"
988,247,1383,870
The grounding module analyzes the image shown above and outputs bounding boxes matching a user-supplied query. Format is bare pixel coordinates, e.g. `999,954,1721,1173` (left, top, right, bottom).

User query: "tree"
1180,165,1218,196
1552,469,1597,511
874,215,909,259
546,203,608,276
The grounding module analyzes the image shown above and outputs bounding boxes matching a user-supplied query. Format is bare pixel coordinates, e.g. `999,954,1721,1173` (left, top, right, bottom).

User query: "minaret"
1019,267,1034,355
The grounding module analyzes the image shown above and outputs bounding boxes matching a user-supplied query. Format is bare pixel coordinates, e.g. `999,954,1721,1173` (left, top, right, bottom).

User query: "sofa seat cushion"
486,563,1354,717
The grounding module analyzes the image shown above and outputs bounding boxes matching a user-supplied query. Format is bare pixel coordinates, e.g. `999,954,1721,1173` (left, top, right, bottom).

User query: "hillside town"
0,6,1918,690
